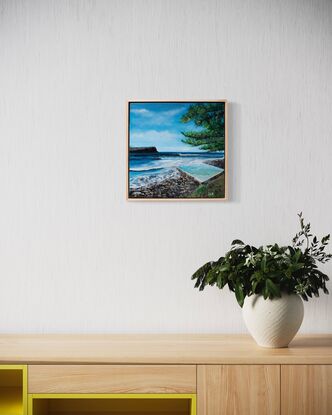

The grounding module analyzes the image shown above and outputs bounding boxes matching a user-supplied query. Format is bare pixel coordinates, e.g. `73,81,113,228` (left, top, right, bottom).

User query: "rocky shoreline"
129,169,200,198
129,159,224,199
204,158,225,169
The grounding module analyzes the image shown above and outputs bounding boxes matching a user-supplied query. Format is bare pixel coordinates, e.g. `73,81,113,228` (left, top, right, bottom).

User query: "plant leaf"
266,278,281,298
235,282,245,307
231,239,244,246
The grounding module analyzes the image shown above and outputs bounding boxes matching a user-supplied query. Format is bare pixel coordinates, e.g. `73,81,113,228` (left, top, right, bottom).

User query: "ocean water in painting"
128,101,226,198
129,151,224,189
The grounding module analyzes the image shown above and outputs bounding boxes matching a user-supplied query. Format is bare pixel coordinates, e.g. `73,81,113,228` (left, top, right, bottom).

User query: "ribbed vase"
242,293,304,348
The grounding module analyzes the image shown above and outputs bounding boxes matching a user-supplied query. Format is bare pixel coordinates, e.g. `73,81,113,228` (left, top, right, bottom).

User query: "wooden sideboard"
0,334,331,415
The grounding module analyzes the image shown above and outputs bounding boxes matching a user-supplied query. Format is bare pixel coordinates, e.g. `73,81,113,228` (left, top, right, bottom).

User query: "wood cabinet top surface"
0,334,331,365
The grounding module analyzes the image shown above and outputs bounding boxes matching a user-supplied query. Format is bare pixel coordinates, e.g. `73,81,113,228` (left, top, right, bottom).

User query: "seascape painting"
127,101,227,200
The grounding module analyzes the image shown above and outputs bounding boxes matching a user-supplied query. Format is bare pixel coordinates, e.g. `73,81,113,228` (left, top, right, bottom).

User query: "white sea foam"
148,157,204,169
130,167,162,172
130,157,201,173
130,168,180,189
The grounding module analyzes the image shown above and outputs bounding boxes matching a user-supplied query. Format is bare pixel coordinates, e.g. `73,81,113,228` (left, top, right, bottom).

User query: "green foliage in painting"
180,103,225,151
192,213,331,307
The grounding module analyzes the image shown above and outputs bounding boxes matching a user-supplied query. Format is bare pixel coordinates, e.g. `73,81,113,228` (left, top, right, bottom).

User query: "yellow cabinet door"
0,365,27,415
197,365,280,415
281,365,332,415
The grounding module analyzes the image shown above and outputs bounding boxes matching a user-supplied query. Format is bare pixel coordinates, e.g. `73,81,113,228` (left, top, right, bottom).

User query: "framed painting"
127,100,227,200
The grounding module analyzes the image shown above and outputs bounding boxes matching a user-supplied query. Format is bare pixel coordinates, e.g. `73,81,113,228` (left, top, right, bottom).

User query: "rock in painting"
130,147,158,153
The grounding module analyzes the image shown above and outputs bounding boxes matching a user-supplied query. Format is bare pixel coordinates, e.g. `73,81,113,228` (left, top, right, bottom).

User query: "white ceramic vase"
242,292,304,348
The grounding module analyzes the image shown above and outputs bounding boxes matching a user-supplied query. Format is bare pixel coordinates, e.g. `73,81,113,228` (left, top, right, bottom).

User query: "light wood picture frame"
127,100,228,201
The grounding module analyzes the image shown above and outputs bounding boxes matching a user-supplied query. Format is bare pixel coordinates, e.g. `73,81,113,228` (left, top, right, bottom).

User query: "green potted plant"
192,213,331,348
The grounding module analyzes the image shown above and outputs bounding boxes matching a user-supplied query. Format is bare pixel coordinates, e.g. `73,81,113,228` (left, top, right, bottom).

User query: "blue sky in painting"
129,102,205,152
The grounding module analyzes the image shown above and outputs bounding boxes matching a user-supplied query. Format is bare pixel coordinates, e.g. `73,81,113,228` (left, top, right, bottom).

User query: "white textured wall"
0,0,331,333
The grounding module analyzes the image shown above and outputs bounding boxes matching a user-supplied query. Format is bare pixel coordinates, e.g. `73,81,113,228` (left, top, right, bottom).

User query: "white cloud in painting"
131,108,151,116
130,107,186,125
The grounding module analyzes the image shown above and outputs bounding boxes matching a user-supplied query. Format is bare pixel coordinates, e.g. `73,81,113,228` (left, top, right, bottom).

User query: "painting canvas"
127,101,227,200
